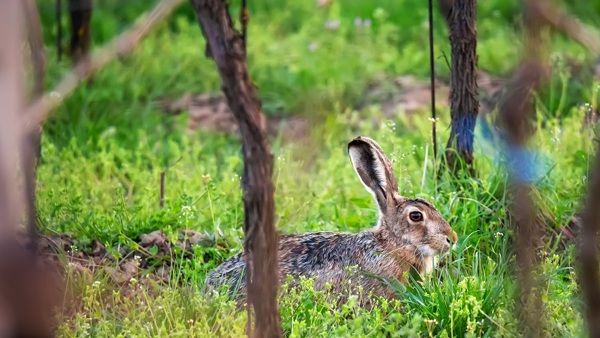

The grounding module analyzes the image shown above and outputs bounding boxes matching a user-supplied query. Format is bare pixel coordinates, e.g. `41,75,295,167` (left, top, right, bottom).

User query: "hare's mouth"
419,245,436,257
419,245,439,274
422,255,439,274
420,243,454,274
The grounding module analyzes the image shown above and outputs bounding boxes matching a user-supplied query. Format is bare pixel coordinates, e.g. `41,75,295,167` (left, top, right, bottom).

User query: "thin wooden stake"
160,171,166,209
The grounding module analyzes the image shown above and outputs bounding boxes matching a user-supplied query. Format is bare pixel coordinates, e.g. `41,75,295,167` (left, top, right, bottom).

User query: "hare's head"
348,136,457,258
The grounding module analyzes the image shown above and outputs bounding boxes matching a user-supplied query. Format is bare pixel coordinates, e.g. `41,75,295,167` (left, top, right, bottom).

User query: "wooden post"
444,0,479,176
68,0,92,65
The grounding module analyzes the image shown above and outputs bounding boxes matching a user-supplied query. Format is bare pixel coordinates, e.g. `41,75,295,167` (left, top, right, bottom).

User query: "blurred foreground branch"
189,0,282,337
438,0,600,53
0,1,62,337
24,0,46,98
493,0,600,336
579,141,600,337
22,0,47,246
0,0,26,238
530,0,600,55
497,0,550,336
22,0,185,134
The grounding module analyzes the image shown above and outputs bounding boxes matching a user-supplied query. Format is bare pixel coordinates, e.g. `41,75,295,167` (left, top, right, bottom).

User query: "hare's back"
278,231,377,276
205,231,383,298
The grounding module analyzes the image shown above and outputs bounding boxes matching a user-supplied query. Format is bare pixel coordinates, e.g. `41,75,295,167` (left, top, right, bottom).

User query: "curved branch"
22,0,185,134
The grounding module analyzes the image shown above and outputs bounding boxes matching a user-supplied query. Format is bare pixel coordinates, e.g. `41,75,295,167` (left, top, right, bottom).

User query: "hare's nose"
448,231,458,249
446,231,458,243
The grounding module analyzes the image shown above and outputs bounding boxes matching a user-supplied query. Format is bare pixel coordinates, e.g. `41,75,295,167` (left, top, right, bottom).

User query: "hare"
206,136,458,306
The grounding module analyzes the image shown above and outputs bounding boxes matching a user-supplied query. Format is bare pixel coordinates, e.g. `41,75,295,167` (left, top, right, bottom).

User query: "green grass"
33,0,600,336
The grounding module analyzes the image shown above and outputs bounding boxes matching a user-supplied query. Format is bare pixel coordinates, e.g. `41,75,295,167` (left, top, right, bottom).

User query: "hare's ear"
348,136,399,214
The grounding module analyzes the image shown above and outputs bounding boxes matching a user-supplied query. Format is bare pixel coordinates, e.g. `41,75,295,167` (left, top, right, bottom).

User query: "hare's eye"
409,211,423,222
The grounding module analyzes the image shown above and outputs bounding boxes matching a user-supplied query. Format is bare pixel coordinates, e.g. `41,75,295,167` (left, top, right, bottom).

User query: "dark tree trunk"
437,0,453,24
56,0,62,61
68,0,92,65
444,0,478,176
188,1,282,337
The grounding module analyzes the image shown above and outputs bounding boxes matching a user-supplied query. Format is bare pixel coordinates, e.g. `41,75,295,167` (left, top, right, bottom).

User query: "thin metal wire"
56,0,62,61
428,0,438,161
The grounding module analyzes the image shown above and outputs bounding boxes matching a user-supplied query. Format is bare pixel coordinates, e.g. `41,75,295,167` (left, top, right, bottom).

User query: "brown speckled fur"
205,136,457,308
